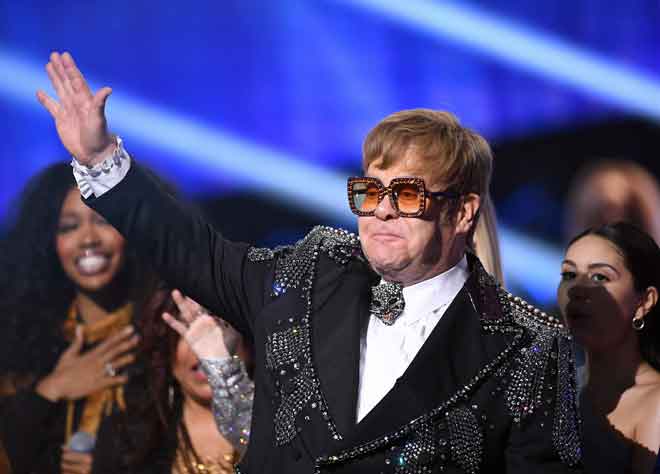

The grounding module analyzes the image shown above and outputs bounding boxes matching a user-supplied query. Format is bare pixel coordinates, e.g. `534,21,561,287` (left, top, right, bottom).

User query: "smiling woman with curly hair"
0,162,157,474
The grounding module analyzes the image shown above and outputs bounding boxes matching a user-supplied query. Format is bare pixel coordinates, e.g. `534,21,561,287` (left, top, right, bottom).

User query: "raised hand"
162,290,240,360
37,51,115,166
35,325,138,402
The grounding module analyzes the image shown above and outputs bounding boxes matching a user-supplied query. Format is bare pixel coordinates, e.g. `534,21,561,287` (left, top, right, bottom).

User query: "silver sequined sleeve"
199,356,254,455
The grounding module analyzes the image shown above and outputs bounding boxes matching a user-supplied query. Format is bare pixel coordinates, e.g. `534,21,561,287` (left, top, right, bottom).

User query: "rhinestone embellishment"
370,281,405,326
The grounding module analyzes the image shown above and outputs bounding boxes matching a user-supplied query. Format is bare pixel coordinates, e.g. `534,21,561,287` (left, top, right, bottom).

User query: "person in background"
91,289,254,474
0,162,149,474
565,159,660,244
558,222,660,474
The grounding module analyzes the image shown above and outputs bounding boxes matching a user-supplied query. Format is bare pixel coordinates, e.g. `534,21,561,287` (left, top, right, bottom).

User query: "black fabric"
1,390,69,474
85,163,582,474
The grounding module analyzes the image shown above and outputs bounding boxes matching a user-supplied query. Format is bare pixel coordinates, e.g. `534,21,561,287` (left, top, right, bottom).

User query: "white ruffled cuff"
70,136,131,198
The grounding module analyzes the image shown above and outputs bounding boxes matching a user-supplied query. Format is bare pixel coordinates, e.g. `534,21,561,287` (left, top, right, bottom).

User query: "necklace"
175,424,237,474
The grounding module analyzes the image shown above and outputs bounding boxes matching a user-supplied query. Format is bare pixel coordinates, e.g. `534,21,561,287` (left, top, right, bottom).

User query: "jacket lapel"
334,258,513,451
312,257,377,437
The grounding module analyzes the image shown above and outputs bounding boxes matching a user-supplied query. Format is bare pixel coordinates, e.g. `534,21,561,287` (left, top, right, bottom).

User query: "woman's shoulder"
631,375,660,447
637,378,660,417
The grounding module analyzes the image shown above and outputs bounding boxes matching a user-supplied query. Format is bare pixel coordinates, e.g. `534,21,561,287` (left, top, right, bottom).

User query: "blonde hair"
362,109,492,199
471,193,505,284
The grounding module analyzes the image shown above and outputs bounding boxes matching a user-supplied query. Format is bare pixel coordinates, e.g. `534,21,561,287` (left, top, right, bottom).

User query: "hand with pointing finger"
162,290,240,361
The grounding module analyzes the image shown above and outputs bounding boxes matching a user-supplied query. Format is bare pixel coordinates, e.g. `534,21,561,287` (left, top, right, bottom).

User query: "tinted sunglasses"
347,176,460,217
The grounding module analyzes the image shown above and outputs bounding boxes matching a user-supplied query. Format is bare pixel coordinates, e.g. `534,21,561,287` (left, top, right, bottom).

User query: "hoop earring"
632,317,645,331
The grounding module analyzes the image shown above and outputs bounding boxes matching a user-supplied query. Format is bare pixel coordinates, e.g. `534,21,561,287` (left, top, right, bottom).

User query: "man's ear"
455,193,481,234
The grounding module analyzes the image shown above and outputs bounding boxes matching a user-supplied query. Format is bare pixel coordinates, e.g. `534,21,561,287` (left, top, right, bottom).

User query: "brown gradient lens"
352,181,381,212
392,182,423,214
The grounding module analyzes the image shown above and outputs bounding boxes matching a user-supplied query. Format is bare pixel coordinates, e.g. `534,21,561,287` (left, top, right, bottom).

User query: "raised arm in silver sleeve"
199,356,254,456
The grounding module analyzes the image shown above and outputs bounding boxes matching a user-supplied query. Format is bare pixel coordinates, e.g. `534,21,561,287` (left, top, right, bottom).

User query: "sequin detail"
246,246,277,262
266,325,310,370
315,260,582,472
447,406,483,474
370,281,405,326
315,330,523,473
260,226,360,445
200,356,254,454
274,366,317,444
270,226,359,296
553,335,582,466
392,419,446,474
504,329,555,423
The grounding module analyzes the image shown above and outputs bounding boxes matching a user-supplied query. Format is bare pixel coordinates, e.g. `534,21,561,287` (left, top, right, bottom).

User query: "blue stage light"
0,48,561,305
340,0,660,120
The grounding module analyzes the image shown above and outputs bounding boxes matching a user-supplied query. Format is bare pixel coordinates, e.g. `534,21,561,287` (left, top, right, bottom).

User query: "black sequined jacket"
86,163,582,474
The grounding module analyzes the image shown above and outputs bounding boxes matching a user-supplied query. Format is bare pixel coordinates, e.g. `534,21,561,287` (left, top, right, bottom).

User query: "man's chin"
369,257,407,279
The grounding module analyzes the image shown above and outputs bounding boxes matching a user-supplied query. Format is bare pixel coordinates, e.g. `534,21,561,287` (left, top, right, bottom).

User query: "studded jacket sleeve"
504,330,583,473
83,162,274,338
199,356,254,456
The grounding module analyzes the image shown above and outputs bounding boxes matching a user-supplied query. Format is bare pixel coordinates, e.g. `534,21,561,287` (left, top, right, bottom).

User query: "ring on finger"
104,362,116,377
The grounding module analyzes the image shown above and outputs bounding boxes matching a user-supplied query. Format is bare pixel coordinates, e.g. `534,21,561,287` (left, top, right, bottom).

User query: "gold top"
173,449,238,474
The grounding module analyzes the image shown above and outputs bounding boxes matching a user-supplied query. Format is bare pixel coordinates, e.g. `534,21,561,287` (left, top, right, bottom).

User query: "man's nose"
373,193,398,221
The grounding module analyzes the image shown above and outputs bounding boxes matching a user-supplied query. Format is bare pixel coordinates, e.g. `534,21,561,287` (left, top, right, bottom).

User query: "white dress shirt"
356,256,469,422
70,137,131,199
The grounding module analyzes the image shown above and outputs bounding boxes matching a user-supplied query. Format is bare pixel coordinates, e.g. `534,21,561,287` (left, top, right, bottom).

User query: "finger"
101,374,129,388
61,51,92,98
108,353,136,371
162,311,188,337
92,87,112,112
171,289,197,324
61,451,92,473
101,333,140,361
46,60,68,102
50,51,75,97
94,325,135,356
62,325,84,358
61,449,91,463
36,90,60,117
184,296,203,315
61,459,89,474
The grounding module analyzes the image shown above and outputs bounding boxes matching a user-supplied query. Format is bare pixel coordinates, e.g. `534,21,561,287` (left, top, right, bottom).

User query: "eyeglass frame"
347,176,461,218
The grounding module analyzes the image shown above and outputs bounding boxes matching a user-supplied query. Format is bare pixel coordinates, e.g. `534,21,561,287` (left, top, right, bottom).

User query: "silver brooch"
370,281,405,325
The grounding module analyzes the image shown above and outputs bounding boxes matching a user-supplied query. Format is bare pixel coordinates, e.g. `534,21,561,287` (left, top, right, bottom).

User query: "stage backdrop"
2,0,660,306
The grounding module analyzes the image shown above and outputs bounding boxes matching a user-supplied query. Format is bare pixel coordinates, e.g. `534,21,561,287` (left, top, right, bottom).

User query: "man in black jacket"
38,51,582,474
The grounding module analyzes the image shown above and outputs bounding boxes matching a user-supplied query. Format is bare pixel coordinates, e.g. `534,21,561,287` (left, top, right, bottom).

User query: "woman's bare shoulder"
634,379,660,448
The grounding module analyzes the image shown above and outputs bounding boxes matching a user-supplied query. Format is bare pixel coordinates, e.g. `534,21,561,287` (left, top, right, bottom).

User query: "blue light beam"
340,0,660,120
0,49,561,304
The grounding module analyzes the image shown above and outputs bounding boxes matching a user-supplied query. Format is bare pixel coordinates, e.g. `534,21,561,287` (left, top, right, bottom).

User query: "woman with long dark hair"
0,162,154,474
558,222,660,473
91,289,253,474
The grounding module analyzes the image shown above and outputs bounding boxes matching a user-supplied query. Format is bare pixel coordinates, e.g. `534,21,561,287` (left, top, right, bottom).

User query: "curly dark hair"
114,290,252,472
568,222,660,372
0,162,155,377
114,289,195,471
